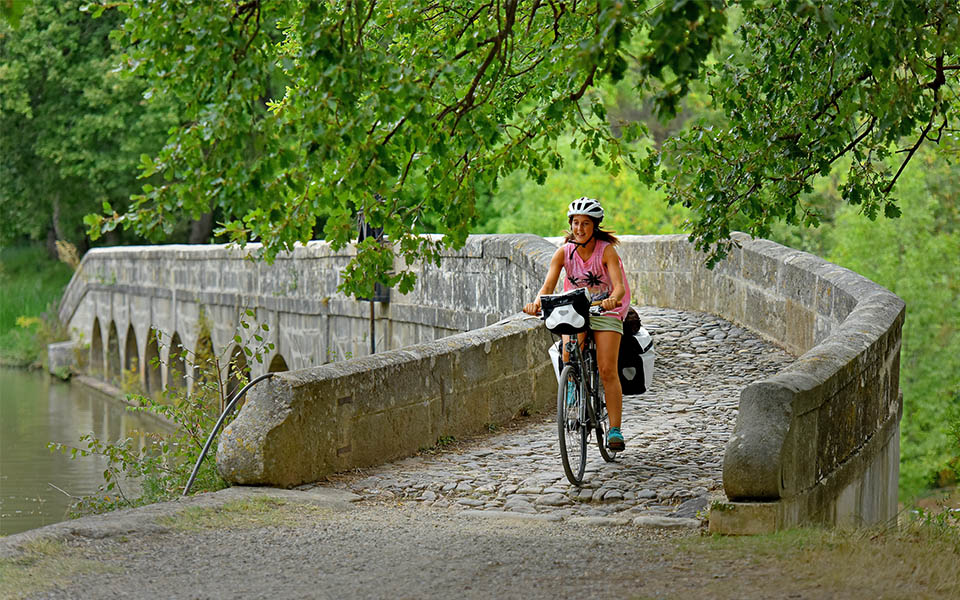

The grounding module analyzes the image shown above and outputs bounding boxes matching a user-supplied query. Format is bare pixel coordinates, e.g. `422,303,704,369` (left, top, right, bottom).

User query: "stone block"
782,300,814,355
743,287,786,342
780,408,818,496
779,253,819,309
713,240,744,279
741,247,779,289
628,270,666,306
723,380,796,500
351,400,435,467
835,478,861,528
663,272,694,311
47,341,77,376
708,501,778,535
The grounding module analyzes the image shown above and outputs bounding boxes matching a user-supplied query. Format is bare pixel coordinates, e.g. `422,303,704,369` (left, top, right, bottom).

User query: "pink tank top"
562,240,631,321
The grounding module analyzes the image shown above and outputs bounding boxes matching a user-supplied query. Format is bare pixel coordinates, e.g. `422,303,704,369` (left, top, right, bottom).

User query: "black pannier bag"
618,323,655,395
623,306,642,336
540,288,591,336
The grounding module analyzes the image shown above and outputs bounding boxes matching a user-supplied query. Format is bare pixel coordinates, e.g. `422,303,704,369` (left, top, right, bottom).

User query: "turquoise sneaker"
606,427,625,451
566,381,576,407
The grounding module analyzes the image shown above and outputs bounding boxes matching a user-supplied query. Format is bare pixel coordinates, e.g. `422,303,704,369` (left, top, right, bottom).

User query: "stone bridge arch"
106,321,121,386
124,324,139,380
90,317,104,377
144,329,162,394
166,331,187,393
192,328,215,396
267,353,288,373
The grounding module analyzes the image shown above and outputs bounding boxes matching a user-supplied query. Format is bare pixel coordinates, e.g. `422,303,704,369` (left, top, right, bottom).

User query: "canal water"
0,367,173,536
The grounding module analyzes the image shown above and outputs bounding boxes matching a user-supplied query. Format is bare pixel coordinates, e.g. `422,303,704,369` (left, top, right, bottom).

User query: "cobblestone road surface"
316,307,795,526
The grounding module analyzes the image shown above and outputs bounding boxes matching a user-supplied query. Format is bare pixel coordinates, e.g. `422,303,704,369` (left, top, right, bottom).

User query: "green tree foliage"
83,1,960,299
87,0,291,245
0,0,176,249
478,135,690,238
0,0,28,28
661,1,960,266
84,0,728,298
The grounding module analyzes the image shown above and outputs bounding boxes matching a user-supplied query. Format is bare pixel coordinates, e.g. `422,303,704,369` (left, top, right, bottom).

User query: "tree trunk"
44,196,65,259
189,212,214,244
51,195,65,241
45,227,58,260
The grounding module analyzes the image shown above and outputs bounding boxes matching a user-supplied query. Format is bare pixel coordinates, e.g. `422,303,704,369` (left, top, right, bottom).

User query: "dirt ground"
2,486,958,600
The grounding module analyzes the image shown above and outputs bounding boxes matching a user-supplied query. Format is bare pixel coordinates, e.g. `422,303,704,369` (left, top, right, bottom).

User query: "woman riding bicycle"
523,197,630,451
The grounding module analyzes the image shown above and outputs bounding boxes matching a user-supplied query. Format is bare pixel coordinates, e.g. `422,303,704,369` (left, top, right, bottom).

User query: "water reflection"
0,368,173,536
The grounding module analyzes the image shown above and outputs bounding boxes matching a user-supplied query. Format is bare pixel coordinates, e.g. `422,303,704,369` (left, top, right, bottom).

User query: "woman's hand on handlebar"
599,296,620,311
523,299,541,316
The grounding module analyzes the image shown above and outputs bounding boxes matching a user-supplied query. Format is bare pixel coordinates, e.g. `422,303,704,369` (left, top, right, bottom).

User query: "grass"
157,496,334,532
0,244,74,366
0,539,119,600
642,515,960,599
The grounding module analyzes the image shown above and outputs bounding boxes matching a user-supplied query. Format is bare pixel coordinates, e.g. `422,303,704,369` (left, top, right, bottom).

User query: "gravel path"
21,496,696,600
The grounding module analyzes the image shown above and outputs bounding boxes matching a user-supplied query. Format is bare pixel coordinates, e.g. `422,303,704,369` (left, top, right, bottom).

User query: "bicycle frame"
561,333,599,430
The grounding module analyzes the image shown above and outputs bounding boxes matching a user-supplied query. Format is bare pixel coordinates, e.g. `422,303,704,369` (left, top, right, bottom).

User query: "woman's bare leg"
593,330,622,428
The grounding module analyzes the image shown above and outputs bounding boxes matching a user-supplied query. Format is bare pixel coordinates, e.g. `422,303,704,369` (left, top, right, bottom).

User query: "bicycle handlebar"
524,290,620,318
527,299,621,318
588,301,618,315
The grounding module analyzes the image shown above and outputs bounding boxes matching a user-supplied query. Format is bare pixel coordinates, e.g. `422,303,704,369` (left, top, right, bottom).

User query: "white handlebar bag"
540,288,591,336
548,340,562,383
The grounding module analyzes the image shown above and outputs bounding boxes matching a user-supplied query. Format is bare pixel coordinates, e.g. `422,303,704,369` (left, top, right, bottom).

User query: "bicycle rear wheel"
558,364,588,486
595,381,618,462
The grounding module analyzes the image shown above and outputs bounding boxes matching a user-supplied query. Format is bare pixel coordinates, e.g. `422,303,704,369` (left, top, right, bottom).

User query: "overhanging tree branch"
885,103,939,194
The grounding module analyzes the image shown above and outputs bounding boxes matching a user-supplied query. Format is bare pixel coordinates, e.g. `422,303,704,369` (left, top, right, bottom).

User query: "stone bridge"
56,234,904,533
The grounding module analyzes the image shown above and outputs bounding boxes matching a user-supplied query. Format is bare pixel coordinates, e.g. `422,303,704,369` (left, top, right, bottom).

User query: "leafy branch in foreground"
79,0,959,282
659,0,960,266
80,0,726,297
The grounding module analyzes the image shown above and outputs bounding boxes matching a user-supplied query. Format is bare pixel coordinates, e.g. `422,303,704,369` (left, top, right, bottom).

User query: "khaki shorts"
589,315,623,334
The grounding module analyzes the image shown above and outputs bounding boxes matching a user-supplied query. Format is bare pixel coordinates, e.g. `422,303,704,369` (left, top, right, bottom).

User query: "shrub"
49,311,275,515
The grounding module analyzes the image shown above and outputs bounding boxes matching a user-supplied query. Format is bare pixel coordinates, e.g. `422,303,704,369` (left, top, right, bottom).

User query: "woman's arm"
601,244,626,311
523,246,565,315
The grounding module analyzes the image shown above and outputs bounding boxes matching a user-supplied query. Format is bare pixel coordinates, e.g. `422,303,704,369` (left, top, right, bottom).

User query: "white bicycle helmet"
567,197,604,222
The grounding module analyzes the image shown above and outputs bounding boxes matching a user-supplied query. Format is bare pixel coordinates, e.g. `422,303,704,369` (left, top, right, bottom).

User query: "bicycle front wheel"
558,364,588,486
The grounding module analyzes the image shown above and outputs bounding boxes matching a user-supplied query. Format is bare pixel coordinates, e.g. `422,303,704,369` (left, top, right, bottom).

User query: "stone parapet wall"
210,235,561,487
615,234,904,531
217,316,555,486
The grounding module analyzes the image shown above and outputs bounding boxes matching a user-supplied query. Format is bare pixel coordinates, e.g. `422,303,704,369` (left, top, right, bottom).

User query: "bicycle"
538,289,619,486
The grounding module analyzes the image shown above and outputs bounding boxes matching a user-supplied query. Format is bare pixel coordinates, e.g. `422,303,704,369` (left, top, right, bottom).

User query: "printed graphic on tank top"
561,240,631,321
